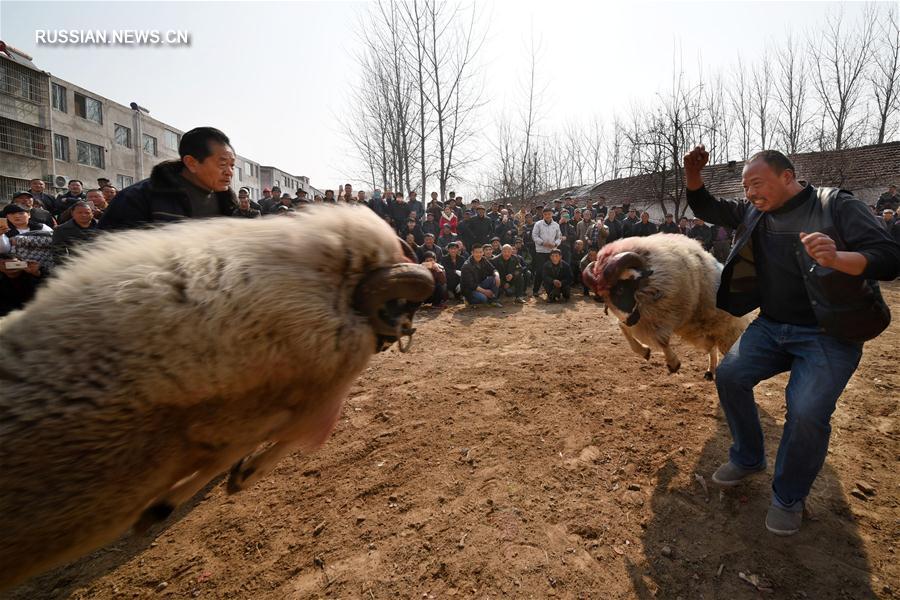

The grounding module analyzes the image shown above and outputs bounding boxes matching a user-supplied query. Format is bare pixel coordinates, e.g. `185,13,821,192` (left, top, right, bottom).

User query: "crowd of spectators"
3,125,898,317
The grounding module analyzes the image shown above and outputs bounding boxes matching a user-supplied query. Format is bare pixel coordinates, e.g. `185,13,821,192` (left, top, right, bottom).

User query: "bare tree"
809,6,877,150
773,33,811,154
870,4,900,144
730,55,753,159
517,34,541,204
751,50,776,150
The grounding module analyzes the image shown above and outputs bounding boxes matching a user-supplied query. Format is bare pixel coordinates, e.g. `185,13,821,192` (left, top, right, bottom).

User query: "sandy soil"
6,283,899,600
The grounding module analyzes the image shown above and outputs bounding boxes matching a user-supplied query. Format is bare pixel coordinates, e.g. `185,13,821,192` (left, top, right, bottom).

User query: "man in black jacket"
633,211,658,236
54,179,87,218
541,248,573,302
28,179,58,216
99,127,237,230
440,242,466,300
687,217,713,249
492,244,526,303
52,201,99,264
684,145,900,536
660,213,680,234
460,244,501,307
467,206,494,249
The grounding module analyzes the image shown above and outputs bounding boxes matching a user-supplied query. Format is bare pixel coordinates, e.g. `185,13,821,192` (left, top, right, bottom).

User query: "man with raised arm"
683,145,900,536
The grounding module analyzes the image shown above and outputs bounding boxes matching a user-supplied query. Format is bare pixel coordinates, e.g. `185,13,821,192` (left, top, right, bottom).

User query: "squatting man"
684,145,900,536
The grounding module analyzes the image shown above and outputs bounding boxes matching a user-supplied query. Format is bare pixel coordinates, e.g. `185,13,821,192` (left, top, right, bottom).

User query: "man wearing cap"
10,191,55,228
421,211,440,238
541,248,572,302
495,208,517,246
389,192,412,234
100,127,237,230
467,205,494,250
531,206,562,296
232,190,261,218
558,211,576,265
408,190,424,222
295,189,310,206
457,210,474,251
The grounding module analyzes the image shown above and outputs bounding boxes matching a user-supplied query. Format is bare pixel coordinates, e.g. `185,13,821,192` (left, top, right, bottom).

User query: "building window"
142,134,158,156
54,133,70,162
114,124,132,148
74,92,103,124
51,82,67,112
236,166,243,182
76,139,105,168
163,129,179,151
116,174,134,189
0,61,47,104
0,116,50,158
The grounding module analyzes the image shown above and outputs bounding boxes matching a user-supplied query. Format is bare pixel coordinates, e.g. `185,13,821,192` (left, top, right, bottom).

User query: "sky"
0,0,876,194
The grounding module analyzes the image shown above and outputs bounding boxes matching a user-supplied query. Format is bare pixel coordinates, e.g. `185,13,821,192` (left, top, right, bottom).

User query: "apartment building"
0,42,303,204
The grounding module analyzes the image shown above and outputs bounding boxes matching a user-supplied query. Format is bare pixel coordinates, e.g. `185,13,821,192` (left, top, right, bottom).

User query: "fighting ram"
583,233,748,379
0,205,433,591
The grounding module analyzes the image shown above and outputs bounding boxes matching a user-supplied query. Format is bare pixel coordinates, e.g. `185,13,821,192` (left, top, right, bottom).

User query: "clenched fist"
683,145,709,191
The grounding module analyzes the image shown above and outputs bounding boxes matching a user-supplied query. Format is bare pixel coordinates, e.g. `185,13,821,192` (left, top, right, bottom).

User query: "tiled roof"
505,141,900,212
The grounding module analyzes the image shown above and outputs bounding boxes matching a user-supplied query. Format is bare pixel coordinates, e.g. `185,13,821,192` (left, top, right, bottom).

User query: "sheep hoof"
226,457,255,494
134,502,174,533
704,371,714,381
641,347,651,360
667,362,681,374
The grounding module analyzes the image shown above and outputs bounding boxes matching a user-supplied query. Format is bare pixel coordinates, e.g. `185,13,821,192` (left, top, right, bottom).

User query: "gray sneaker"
766,504,802,536
711,461,765,487
491,301,503,308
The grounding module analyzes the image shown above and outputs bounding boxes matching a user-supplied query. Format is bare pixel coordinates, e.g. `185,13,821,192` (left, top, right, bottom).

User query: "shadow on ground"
2,477,224,600
626,407,876,599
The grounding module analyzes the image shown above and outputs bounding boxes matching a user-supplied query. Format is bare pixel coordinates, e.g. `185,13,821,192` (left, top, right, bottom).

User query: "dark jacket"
440,253,465,292
51,218,99,264
492,254,523,282
660,221,680,234
875,193,899,213
688,184,900,342
687,223,713,249
541,259,573,289
621,216,639,237
436,232,459,250
604,218,623,242
369,197,389,219
460,256,497,296
416,242,443,263
99,161,237,230
389,199,412,227
53,192,86,218
231,207,261,218
28,206,55,227
633,221,658,237
466,216,494,247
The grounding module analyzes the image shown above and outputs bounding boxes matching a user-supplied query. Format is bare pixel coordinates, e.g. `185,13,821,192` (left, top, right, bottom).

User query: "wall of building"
1,50,314,204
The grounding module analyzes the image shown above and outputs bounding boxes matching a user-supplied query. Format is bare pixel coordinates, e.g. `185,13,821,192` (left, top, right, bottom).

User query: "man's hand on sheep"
683,145,709,191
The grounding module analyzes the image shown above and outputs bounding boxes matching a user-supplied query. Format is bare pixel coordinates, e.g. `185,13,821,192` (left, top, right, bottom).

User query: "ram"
0,205,433,591
583,233,748,379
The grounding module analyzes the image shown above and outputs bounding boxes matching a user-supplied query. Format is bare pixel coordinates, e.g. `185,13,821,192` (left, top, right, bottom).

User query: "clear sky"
0,0,875,194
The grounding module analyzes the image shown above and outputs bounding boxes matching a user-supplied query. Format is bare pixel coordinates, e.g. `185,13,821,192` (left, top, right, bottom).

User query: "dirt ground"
6,283,899,600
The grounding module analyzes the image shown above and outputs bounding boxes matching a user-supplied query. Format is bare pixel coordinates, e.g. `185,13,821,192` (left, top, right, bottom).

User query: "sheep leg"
619,323,651,360
705,346,718,381
133,457,238,533
656,334,681,374
227,393,347,494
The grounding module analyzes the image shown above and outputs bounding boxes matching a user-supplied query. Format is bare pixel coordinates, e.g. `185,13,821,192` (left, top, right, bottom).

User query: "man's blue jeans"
468,276,498,304
716,315,862,511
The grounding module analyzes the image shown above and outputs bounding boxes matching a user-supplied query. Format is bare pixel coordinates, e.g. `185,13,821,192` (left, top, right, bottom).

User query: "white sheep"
0,205,434,591
583,233,749,379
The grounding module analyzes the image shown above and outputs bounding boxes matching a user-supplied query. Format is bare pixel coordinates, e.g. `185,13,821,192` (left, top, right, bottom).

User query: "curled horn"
398,238,417,263
353,263,435,349
601,251,649,285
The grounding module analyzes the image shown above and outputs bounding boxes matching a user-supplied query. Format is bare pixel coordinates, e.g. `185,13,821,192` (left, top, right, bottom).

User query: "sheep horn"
602,252,648,284
353,263,435,352
398,238,417,263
